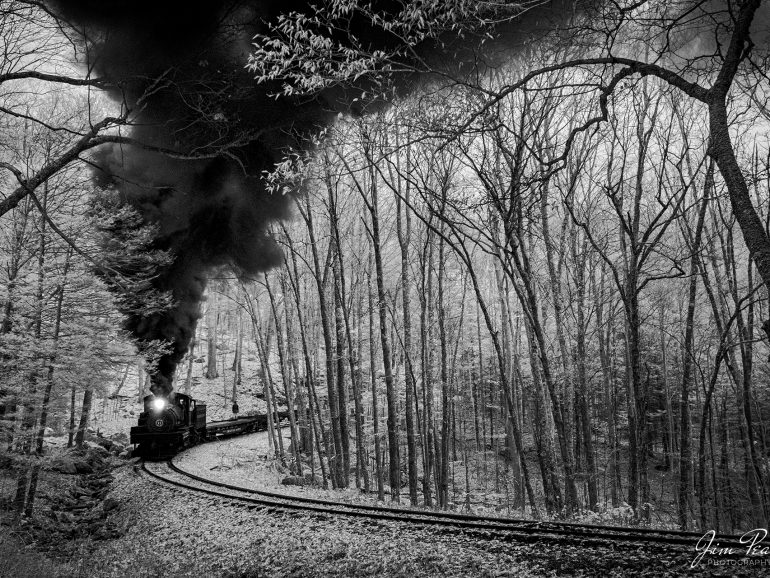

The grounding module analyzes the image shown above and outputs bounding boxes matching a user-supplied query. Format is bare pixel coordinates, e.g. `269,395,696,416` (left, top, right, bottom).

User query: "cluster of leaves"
247,0,539,97
87,190,173,319
262,148,313,194
87,190,176,379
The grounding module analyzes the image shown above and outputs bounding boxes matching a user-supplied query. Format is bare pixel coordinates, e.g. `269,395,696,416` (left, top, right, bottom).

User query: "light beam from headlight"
151,398,166,412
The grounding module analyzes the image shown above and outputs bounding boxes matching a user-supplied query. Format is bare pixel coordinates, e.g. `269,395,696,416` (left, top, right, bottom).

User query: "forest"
1,0,770,548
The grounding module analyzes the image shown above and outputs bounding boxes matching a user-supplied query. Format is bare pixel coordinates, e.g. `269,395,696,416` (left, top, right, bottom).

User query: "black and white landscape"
2,1,770,576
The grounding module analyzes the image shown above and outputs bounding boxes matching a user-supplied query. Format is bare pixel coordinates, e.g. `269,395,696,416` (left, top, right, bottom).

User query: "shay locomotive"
130,392,287,459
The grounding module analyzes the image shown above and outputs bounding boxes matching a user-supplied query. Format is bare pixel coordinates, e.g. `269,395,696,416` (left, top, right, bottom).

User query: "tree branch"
0,70,110,88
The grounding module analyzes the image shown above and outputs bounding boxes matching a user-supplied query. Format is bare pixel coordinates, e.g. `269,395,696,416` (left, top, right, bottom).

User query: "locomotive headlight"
151,398,166,412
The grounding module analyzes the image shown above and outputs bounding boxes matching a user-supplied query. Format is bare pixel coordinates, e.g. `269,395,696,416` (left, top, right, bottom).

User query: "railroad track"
141,458,747,554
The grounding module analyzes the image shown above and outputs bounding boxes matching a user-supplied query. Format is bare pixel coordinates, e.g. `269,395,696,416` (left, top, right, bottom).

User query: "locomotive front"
130,392,204,459
146,397,184,433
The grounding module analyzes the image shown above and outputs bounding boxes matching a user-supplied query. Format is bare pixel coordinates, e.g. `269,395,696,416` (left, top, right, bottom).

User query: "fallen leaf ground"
57,466,732,577
3,457,762,577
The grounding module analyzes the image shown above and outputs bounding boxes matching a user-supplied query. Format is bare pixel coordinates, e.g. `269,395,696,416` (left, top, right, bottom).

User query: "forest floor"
176,429,560,521
177,423,680,530
2,432,765,577
1,454,750,578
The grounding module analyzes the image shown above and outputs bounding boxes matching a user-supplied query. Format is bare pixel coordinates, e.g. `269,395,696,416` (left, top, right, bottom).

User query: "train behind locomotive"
130,392,287,458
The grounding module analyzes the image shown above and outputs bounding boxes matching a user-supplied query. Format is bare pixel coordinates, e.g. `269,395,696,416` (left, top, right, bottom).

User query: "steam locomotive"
130,392,287,459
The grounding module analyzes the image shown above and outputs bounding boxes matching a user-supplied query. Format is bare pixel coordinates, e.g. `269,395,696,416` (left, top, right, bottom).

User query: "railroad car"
130,392,289,459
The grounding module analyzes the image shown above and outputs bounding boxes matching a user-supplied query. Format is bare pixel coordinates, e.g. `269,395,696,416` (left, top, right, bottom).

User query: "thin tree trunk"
68,382,77,448
184,332,196,396
396,192,419,505
353,276,370,492
25,247,72,516
540,177,579,513
74,389,93,447
205,289,219,379
420,232,435,507
251,304,279,456
437,234,450,508
364,160,400,502
595,265,619,506
297,192,343,487
14,183,50,516
332,265,350,486
573,232,597,510
368,256,385,501
266,274,303,476
282,233,330,487
679,178,710,530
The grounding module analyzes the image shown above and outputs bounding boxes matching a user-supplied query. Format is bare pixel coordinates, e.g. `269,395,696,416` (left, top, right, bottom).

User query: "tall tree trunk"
332,265,350,486
368,257,385,501
0,199,32,434
327,171,368,489
184,332,196,396
297,191,343,487
251,304,279,456
14,184,49,516
68,381,77,448
659,306,675,472
231,309,242,413
344,135,400,501
525,318,563,514
368,177,400,502
573,232,597,510
508,242,574,513
437,234,450,508
352,276,370,492
679,174,710,530
266,274,303,476
205,289,219,379
267,353,286,462
396,193,419,505
282,233,331,487
419,232,435,507
540,177,579,513
625,285,643,517
25,248,72,516
465,253,539,517
595,265,620,507
75,389,93,447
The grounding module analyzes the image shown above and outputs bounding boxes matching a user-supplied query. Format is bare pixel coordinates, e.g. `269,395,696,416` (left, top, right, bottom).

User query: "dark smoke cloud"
49,0,574,395
48,0,337,395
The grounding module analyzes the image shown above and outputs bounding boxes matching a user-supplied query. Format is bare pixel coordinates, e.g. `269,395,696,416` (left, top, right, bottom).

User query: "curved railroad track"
141,455,748,555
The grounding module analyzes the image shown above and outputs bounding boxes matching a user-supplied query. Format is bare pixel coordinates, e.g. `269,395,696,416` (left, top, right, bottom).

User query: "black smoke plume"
48,0,349,395
49,0,572,395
